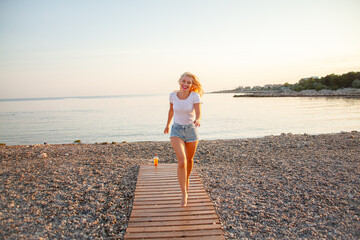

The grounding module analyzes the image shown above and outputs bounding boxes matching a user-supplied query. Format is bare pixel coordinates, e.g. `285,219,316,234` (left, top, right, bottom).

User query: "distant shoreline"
213,88,360,98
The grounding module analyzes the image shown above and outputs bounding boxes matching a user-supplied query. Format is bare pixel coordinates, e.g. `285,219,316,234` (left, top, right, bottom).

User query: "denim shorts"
170,122,199,142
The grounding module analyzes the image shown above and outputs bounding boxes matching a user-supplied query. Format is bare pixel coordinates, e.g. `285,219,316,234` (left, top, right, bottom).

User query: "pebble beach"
1,132,359,239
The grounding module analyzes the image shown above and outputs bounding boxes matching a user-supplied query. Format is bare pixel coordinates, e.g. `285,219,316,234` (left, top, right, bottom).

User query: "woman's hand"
194,103,201,128
164,126,170,134
164,103,174,134
194,120,201,127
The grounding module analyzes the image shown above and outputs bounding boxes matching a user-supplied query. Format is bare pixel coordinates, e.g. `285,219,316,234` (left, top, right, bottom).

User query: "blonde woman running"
164,72,203,207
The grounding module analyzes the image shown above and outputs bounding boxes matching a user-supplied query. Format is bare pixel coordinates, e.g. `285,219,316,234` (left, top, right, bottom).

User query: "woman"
164,72,203,207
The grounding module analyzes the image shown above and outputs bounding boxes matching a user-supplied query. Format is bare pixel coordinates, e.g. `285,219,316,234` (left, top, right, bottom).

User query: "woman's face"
179,76,193,92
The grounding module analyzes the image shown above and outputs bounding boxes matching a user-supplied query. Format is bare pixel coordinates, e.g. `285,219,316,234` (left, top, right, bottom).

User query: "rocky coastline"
1,131,359,239
233,88,360,98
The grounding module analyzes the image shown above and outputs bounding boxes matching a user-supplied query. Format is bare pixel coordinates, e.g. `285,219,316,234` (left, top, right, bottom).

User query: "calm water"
0,93,359,145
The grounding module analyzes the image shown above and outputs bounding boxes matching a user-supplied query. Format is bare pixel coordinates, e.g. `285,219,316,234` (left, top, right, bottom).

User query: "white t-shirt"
169,91,202,125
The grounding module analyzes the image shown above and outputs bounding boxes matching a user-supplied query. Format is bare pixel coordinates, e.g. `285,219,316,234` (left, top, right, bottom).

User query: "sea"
0,93,359,145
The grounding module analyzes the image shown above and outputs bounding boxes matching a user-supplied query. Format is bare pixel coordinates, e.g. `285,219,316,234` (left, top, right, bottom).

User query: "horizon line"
0,93,169,102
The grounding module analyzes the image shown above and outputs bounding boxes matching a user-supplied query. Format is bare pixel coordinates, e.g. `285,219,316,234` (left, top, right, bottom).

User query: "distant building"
264,84,282,90
281,86,291,92
264,84,273,89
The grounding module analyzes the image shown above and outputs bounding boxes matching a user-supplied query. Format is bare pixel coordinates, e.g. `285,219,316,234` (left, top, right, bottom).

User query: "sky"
1,0,360,98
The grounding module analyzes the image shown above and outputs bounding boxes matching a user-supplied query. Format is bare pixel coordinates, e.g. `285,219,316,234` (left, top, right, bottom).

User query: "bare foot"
181,193,188,207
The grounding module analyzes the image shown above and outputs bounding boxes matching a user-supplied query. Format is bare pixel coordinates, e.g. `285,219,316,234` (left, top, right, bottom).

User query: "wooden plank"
137,175,199,179
133,199,212,206
131,206,214,213
130,210,218,218
124,164,224,240
135,189,205,195
136,180,202,186
135,191,209,197
136,182,203,186
127,223,222,233
140,237,224,240
135,189,205,194
128,214,221,223
124,229,224,239
133,194,209,200
132,202,214,210
149,237,224,240
128,218,219,227
135,186,204,190
133,196,209,203
133,192,209,199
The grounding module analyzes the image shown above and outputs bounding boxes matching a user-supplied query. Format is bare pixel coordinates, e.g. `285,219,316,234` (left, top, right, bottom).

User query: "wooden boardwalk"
124,164,225,240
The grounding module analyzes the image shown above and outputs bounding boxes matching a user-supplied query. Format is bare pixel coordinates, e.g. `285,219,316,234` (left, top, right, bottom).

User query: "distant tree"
234,86,243,92
322,74,333,86
298,78,319,90
217,71,360,93
329,74,341,88
292,84,304,92
315,84,327,91
283,82,290,88
296,71,360,90
352,79,360,88
342,72,357,88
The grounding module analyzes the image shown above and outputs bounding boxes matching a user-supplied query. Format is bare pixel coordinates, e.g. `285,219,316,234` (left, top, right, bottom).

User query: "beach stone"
38,153,48,158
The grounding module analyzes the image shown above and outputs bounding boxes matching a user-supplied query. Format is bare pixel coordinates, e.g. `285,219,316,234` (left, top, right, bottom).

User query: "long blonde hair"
178,72,204,97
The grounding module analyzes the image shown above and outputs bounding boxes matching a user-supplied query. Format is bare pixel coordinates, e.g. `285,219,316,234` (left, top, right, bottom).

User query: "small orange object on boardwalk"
124,164,225,240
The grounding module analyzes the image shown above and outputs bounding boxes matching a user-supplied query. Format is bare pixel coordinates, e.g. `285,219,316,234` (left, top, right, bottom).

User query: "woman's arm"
194,103,201,127
164,103,174,134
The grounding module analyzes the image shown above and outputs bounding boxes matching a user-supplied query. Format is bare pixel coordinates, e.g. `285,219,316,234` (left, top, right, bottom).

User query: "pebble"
38,153,48,158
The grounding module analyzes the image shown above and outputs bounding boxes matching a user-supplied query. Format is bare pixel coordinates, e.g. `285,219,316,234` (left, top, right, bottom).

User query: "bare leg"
185,140,198,191
171,137,188,207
